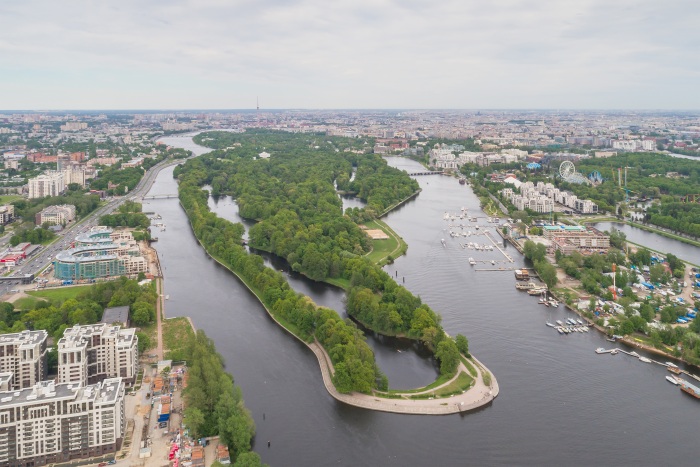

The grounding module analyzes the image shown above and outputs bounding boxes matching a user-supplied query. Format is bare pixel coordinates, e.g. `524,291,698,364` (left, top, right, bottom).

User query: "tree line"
179,130,468,381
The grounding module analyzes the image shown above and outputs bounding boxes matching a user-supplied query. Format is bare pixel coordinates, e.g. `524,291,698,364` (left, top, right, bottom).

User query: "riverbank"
180,200,499,414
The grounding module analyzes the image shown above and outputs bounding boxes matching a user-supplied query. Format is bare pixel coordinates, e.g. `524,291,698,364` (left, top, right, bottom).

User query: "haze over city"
2,0,699,110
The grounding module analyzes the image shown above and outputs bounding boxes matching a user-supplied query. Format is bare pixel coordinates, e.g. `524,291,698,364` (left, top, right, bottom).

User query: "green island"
174,130,498,413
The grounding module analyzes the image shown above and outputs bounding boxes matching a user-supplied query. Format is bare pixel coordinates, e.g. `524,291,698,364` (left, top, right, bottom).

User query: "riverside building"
58,324,138,386
0,378,125,466
0,330,48,390
53,228,148,280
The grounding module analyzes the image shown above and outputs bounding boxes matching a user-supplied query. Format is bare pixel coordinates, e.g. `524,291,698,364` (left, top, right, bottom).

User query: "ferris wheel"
558,161,590,184
559,161,575,179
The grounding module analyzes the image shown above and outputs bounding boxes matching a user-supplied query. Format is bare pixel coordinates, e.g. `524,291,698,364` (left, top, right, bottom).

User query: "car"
107,461,117,465
98,463,108,467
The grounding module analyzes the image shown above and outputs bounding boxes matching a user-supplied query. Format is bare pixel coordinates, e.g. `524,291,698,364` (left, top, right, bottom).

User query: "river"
148,136,700,466
592,222,699,264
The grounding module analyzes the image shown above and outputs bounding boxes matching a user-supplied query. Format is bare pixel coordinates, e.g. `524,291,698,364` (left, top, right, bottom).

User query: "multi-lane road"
0,155,185,298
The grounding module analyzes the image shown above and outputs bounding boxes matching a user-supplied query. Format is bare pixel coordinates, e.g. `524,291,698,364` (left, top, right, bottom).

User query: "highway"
0,155,186,298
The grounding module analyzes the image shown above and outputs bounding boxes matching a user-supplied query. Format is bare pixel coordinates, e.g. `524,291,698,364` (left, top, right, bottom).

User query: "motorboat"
666,375,680,385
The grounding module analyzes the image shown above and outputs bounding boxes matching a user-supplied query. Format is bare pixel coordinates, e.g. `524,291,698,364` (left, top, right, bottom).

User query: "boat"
679,380,700,399
606,337,617,342
514,269,530,280
576,319,584,325
469,257,476,265
556,320,564,326
528,287,548,295
546,321,556,327
595,348,606,354
515,281,536,290
668,366,682,375
556,327,564,334
165,295,170,300
639,357,652,363
665,362,679,369
666,376,680,385
548,299,559,308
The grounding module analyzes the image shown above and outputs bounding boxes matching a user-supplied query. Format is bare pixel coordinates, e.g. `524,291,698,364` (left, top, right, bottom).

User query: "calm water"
592,222,699,263
149,137,700,466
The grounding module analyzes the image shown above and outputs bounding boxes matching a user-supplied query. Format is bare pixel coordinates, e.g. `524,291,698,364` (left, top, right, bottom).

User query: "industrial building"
57,324,138,386
0,378,125,466
0,330,48,390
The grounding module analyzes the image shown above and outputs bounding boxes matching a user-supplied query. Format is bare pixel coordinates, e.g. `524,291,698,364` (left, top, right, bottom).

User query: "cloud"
0,0,698,109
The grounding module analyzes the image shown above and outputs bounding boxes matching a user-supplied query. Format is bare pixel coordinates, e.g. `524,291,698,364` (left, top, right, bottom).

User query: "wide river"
147,136,700,466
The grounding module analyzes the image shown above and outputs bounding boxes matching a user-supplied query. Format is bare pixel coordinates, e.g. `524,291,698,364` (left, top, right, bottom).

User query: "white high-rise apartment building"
58,324,138,387
0,378,125,465
0,330,48,390
28,171,65,199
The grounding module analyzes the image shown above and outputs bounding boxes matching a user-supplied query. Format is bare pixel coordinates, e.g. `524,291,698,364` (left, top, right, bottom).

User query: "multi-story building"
35,204,76,226
543,225,610,254
0,330,48,390
28,171,65,199
0,378,125,466
57,324,138,386
63,166,87,187
0,205,14,225
54,228,148,280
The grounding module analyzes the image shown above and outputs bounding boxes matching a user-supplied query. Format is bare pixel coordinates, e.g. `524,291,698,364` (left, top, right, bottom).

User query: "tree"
233,452,267,467
435,339,459,375
455,334,469,357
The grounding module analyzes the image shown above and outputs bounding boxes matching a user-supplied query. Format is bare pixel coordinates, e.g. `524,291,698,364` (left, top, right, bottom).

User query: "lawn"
162,317,195,360
363,219,407,266
27,285,92,303
0,195,22,204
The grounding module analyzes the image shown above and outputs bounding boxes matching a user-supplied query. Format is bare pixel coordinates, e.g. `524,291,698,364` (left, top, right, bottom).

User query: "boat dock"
595,348,700,381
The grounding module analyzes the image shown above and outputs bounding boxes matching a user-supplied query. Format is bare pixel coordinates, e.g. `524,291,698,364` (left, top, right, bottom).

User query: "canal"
146,136,700,466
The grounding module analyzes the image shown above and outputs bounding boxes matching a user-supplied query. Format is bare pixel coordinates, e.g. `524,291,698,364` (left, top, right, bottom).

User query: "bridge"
143,194,179,200
406,171,445,176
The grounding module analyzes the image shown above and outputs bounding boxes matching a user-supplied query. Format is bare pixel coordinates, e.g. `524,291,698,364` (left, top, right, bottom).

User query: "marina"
149,141,700,466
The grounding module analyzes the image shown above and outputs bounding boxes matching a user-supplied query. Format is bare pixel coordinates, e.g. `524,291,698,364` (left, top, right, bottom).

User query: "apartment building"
0,378,125,466
35,204,76,226
28,171,65,199
58,324,138,386
0,331,48,391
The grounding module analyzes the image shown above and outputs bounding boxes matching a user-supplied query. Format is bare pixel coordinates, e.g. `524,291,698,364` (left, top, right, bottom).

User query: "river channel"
147,136,700,466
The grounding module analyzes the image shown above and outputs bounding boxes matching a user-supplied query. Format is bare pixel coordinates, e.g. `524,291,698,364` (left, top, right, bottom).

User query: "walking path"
156,278,164,360
309,340,499,415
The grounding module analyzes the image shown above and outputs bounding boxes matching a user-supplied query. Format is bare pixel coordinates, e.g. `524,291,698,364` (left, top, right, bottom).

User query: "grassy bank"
363,218,407,266
162,317,195,360
26,285,92,302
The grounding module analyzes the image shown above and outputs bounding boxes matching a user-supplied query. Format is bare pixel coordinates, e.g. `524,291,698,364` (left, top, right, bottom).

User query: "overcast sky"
1,0,698,110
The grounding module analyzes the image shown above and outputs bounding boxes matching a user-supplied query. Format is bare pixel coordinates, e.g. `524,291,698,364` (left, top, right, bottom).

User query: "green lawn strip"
362,218,407,266
27,285,92,302
432,372,474,397
377,371,455,396
12,296,41,310
0,195,22,204
460,356,478,377
481,370,492,386
162,317,195,358
324,276,350,289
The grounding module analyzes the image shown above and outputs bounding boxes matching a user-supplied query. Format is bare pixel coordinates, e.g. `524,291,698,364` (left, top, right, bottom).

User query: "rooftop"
0,377,123,408
0,329,48,347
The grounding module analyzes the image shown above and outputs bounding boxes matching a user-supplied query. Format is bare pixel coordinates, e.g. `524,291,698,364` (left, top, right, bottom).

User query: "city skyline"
1,0,699,110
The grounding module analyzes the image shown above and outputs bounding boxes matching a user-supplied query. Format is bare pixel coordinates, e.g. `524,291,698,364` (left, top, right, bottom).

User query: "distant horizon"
2,108,700,114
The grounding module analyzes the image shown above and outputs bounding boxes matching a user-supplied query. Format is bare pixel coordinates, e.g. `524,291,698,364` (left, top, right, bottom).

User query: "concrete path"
309,340,499,415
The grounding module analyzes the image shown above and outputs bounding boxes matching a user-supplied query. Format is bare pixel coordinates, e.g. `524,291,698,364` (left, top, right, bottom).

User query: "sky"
1,0,698,110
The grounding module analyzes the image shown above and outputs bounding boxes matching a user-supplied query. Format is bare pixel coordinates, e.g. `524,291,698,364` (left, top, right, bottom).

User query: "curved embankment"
181,202,499,415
